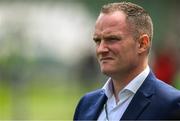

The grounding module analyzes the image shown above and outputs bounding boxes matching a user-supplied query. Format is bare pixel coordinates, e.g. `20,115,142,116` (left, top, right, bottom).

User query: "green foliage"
0,55,87,120
0,82,85,120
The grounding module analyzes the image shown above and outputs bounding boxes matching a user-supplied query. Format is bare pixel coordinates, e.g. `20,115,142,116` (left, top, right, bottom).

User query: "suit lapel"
120,91,151,120
121,71,155,120
86,90,107,120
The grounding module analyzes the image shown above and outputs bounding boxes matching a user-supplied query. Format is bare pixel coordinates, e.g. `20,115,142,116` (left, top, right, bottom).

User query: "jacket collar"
121,71,156,120
86,90,108,120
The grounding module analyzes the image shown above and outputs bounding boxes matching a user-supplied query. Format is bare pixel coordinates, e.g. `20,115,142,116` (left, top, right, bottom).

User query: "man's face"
93,11,140,77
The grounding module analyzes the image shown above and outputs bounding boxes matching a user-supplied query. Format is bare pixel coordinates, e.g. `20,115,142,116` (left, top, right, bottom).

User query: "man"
74,2,180,120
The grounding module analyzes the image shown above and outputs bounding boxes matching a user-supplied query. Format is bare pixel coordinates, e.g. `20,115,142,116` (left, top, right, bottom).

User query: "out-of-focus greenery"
0,55,100,120
0,83,84,119
174,72,180,90
0,84,11,119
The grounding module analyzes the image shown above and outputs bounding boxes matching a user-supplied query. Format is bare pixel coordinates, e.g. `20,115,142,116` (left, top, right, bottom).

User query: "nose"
96,40,109,54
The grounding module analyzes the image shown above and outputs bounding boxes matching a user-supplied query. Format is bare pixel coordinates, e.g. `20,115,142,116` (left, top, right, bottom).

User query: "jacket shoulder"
155,79,180,99
83,89,104,99
73,89,105,120
75,89,104,108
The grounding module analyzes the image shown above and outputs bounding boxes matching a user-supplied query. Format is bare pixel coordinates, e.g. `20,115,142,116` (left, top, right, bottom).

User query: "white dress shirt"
97,66,150,121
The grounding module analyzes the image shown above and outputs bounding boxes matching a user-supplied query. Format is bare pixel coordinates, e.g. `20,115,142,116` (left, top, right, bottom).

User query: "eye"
93,38,101,45
109,37,118,41
106,36,121,43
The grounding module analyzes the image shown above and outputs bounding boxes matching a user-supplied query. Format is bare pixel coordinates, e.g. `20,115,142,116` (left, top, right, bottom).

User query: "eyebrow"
103,34,123,39
104,34,118,38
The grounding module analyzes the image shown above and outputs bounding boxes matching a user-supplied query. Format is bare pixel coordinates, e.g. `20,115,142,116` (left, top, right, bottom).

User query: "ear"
138,34,150,54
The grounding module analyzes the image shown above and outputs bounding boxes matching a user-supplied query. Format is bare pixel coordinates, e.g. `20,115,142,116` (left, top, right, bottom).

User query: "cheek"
126,46,139,64
118,44,138,60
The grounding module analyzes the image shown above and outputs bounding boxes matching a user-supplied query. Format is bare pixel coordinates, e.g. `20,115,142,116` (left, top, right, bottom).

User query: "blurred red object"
154,51,177,85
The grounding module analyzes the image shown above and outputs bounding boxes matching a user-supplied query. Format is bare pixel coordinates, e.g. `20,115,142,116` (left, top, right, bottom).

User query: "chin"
101,68,115,76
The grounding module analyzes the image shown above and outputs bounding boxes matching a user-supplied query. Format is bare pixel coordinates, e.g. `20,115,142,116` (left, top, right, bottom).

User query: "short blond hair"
101,2,153,42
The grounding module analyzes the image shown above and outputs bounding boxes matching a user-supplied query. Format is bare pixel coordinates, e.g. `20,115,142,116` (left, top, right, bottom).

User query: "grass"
0,83,12,119
0,81,87,120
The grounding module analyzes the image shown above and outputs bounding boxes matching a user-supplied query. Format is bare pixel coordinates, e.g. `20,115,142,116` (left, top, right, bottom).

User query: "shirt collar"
124,65,150,94
103,78,113,98
102,66,150,99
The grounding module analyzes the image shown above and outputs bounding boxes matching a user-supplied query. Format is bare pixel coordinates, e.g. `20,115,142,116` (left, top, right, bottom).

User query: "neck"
112,63,148,103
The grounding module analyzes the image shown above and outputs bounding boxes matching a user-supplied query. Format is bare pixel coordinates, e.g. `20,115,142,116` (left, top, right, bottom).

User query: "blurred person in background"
74,2,180,120
153,37,178,85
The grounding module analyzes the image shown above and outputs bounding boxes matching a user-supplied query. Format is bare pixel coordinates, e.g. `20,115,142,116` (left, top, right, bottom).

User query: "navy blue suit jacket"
73,71,180,120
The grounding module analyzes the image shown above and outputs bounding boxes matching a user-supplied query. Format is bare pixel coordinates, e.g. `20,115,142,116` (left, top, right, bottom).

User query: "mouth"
100,57,114,62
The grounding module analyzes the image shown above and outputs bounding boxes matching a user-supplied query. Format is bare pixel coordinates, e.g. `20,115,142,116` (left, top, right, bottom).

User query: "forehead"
94,11,129,36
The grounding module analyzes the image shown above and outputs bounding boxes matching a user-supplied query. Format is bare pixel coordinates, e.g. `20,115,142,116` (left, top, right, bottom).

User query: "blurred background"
0,0,180,120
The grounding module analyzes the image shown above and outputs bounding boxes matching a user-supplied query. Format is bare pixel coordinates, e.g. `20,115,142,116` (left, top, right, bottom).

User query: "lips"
100,57,114,62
